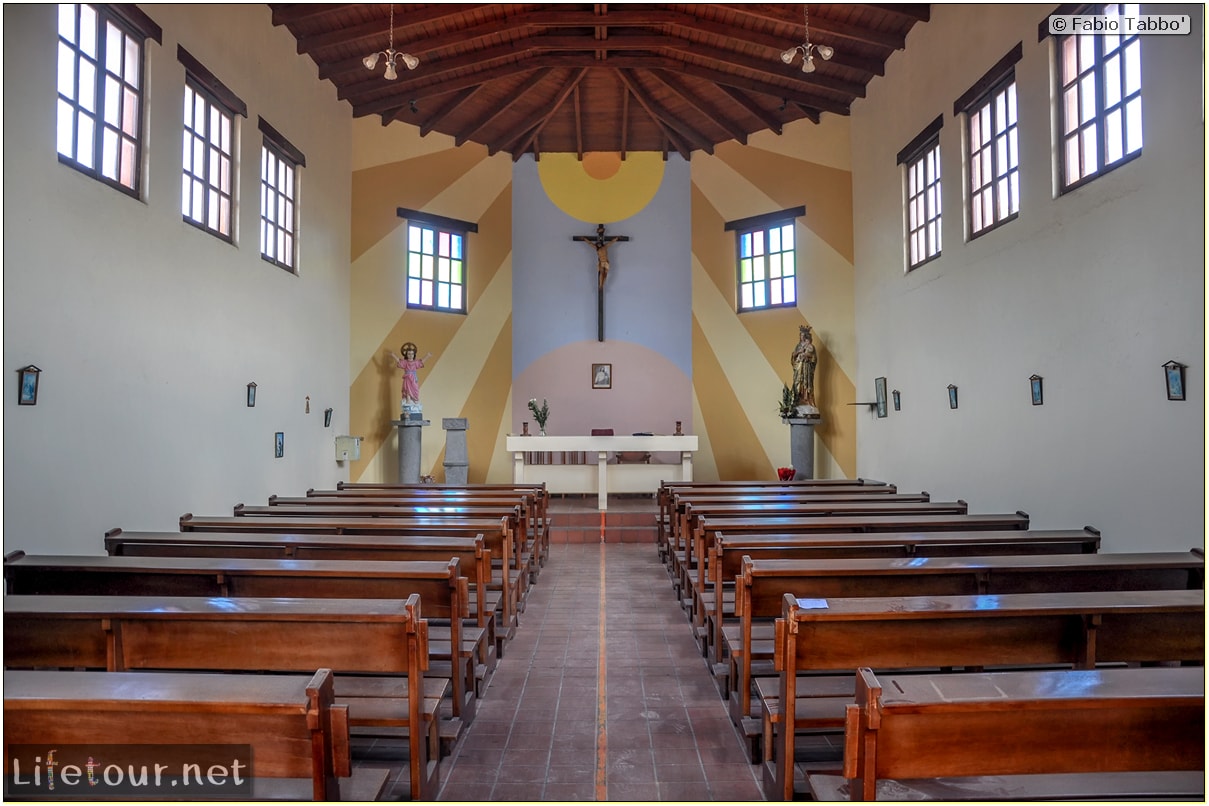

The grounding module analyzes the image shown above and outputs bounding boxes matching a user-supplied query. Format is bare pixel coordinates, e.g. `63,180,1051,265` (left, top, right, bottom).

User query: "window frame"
898,115,944,271
397,209,476,315
258,117,305,274
1055,3,1143,193
55,3,161,197
725,206,805,314
178,46,245,243
955,43,1023,241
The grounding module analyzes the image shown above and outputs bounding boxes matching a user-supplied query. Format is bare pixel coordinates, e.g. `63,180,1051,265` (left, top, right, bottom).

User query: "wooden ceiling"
270,3,929,160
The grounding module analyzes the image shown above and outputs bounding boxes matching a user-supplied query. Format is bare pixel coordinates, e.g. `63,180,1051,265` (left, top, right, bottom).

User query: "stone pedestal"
782,416,821,480
392,419,430,484
442,417,469,486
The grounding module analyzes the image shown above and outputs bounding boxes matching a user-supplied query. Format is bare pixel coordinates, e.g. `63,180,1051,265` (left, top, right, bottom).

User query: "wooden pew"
658,480,898,562
178,513,526,635
307,485,550,570
810,666,1205,801
4,551,483,721
707,528,1106,670
681,508,1027,646
4,667,387,802
769,589,1205,800
102,529,507,657
333,481,550,567
730,548,1205,756
667,492,935,587
4,593,439,801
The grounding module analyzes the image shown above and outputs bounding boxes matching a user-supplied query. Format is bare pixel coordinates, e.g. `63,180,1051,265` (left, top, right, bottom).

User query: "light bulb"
816,44,834,61
362,52,380,71
401,52,419,70
801,54,816,73
384,60,398,80
780,47,797,64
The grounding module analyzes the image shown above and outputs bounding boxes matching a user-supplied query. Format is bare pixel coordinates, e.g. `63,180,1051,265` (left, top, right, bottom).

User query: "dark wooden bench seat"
701,528,1104,668
4,593,440,800
726,549,1205,761
657,479,892,561
332,481,550,569
806,666,1205,802
680,511,1033,652
178,513,527,635
767,589,1206,800
4,550,488,714
3,665,388,801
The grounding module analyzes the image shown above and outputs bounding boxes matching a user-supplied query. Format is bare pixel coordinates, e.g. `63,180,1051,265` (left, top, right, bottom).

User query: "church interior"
3,2,1205,801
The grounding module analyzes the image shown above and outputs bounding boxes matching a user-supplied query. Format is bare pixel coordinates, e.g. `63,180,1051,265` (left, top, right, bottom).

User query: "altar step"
547,495,658,544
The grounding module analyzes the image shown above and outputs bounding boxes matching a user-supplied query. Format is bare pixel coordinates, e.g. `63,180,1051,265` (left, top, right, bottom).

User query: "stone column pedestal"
392,419,430,484
782,416,821,480
442,417,469,485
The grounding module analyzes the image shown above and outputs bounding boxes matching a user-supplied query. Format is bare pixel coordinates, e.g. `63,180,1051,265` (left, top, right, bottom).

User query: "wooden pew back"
824,666,1205,801
4,667,367,801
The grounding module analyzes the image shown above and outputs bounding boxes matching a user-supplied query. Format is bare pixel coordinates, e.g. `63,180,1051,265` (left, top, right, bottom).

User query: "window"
968,78,1019,236
899,115,944,270
725,207,804,313
179,47,245,242
407,223,466,312
56,4,160,194
956,44,1022,239
259,118,305,273
1057,3,1142,190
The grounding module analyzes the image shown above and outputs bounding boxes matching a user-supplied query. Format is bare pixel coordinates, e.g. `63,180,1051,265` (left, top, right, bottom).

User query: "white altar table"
504,434,699,510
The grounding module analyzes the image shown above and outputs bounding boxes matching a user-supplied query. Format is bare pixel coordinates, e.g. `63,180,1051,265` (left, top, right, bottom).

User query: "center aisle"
435,542,765,801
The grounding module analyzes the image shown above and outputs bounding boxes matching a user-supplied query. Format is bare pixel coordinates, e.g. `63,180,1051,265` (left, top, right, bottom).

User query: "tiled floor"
432,541,764,801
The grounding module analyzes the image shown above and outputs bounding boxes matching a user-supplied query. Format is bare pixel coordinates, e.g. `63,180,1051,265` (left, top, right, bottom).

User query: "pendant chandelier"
780,5,834,74
363,4,418,80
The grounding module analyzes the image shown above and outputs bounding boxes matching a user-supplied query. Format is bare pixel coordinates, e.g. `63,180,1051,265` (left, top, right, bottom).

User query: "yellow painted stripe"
595,542,609,800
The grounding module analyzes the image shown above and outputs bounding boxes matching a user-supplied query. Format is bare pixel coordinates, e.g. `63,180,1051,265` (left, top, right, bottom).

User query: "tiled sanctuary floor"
431,541,764,802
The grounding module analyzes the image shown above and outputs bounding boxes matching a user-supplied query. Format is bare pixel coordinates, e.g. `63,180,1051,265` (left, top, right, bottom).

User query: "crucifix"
573,223,630,341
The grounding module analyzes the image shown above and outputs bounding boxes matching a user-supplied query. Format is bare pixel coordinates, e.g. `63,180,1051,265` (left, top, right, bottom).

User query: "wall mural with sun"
348,116,855,483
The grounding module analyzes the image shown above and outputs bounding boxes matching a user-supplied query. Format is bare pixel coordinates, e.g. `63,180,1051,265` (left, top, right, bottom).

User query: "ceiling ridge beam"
294,4,487,55
719,3,907,50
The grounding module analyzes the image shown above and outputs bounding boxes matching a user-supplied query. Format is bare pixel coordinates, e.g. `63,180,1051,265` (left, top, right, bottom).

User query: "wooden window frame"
56,3,161,197
899,115,944,271
1054,3,1143,193
179,46,244,243
398,209,476,314
259,118,304,273
956,44,1022,240
726,206,805,313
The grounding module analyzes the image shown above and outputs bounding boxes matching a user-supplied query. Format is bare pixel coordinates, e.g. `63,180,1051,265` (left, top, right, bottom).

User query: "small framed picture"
592,363,612,389
874,377,888,418
247,382,258,408
1163,361,1186,401
892,389,901,411
17,365,41,406
274,431,284,458
947,384,959,409
324,408,333,428
1030,375,1044,406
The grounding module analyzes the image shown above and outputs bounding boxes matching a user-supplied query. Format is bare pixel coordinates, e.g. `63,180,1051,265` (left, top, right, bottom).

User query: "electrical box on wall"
335,435,362,462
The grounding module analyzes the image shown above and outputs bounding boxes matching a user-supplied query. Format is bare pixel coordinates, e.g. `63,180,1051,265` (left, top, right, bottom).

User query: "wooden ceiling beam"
682,40,865,100
510,67,590,159
648,69,748,145
863,4,931,23
615,69,700,159
678,62,850,116
293,4,486,55
269,4,349,27
451,69,550,146
488,118,540,158
573,85,584,159
716,84,785,135
721,3,907,50
403,86,477,135
354,61,535,118
620,87,630,158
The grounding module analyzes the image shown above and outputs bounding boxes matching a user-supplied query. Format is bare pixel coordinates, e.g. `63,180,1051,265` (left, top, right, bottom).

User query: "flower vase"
540,429,546,436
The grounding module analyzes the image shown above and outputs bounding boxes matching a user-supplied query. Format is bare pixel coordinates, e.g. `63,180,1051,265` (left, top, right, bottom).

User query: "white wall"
3,5,353,554
852,4,1205,551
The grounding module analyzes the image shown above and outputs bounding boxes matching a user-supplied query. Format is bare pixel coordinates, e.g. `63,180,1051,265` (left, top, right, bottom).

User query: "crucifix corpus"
573,223,630,342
